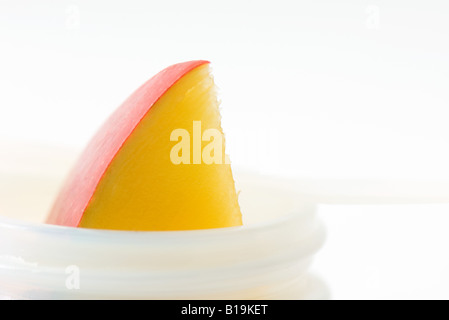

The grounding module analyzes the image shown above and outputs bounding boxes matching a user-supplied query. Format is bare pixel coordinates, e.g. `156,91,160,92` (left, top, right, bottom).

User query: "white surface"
312,203,449,300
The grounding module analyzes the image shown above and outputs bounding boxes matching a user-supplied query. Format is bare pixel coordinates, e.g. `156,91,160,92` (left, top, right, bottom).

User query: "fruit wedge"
46,60,242,231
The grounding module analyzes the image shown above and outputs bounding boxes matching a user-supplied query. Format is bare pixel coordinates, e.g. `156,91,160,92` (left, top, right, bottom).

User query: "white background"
1,0,449,299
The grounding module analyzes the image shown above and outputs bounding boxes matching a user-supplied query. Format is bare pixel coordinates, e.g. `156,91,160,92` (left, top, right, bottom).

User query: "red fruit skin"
46,60,210,227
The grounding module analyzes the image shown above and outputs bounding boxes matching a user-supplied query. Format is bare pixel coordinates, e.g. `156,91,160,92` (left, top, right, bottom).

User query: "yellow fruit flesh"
79,65,242,231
